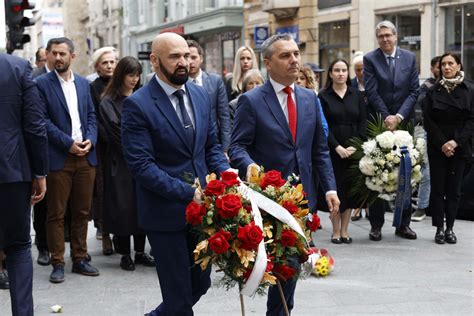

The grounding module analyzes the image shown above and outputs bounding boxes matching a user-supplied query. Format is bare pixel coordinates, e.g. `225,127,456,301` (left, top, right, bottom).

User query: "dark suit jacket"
32,66,47,79
422,80,474,159
36,71,97,171
121,78,229,232
364,47,419,120
229,80,336,210
350,77,359,90
0,54,48,183
201,71,231,151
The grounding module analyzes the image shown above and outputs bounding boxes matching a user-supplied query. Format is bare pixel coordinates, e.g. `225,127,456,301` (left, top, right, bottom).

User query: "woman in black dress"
422,52,474,244
318,59,367,244
100,57,154,270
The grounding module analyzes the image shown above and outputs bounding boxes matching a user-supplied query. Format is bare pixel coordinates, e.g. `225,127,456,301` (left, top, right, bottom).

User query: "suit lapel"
376,49,393,83
149,78,192,153
294,86,309,145
394,47,402,84
262,81,294,144
201,71,209,89
49,72,70,115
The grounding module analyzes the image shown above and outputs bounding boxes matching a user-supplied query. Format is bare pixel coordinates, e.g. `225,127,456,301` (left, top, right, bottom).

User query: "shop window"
445,4,474,80
319,20,350,87
383,12,421,73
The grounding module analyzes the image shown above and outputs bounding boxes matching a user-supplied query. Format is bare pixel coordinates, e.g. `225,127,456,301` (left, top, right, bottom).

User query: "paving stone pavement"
1,212,473,315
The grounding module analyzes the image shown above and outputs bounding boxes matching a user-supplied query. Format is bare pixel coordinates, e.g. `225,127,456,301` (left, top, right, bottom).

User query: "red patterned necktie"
283,86,297,142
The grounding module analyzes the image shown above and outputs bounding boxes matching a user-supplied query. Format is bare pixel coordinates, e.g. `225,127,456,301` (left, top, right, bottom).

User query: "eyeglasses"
377,34,394,40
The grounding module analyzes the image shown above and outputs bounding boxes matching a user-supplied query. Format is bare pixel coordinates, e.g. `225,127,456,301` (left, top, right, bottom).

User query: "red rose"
216,194,242,219
282,201,299,214
243,204,252,213
273,264,296,281
265,260,274,272
307,213,321,232
237,221,264,250
208,230,232,254
185,201,206,226
280,229,297,247
204,180,226,196
221,171,240,187
260,170,286,189
243,268,252,281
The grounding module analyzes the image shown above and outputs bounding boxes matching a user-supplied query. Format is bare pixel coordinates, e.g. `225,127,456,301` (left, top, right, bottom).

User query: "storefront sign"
401,35,421,45
276,25,299,43
254,26,269,49
137,51,151,60
160,25,184,35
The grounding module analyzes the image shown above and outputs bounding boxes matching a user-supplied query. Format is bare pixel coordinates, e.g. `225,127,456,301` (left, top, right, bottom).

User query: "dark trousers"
266,256,300,316
369,198,412,229
115,234,146,255
429,155,466,228
33,197,49,252
146,229,211,316
0,182,34,316
47,154,95,265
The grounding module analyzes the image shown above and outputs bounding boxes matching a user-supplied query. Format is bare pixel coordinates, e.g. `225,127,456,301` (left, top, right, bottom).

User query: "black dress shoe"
395,226,417,239
49,265,65,284
331,236,342,244
445,229,457,244
37,250,51,266
341,236,353,244
72,260,99,276
120,255,135,271
435,228,445,244
369,227,382,241
0,271,9,289
135,253,155,267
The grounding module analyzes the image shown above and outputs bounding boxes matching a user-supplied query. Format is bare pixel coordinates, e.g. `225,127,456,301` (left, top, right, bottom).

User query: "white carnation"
366,178,383,192
359,156,376,176
362,139,377,155
376,131,396,149
393,130,414,148
415,137,426,152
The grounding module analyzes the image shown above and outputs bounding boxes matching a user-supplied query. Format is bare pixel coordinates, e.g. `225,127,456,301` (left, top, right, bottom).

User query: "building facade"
122,0,245,77
244,0,474,82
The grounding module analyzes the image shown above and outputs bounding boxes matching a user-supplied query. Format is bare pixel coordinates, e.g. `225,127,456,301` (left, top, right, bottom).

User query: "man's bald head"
150,32,190,88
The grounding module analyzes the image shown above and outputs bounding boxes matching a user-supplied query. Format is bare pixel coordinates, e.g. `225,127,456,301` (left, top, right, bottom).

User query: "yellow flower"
206,173,217,183
196,256,211,270
262,272,277,285
193,240,209,260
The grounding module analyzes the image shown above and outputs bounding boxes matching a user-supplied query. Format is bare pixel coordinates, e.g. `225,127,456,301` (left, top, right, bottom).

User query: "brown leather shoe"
369,227,382,241
395,226,417,239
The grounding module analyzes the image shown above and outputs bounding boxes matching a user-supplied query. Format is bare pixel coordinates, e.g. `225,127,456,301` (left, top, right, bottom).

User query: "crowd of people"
0,18,473,316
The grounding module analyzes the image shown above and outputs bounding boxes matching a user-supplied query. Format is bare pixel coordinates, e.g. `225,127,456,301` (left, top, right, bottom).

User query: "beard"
54,60,71,73
159,58,189,85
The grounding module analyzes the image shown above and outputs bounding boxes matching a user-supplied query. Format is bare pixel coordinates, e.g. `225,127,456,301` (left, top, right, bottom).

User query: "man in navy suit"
0,53,48,316
229,34,339,316
121,33,230,315
364,20,420,241
36,37,99,283
187,39,231,152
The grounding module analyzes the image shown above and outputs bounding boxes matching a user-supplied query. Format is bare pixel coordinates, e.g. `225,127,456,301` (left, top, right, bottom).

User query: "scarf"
439,71,464,93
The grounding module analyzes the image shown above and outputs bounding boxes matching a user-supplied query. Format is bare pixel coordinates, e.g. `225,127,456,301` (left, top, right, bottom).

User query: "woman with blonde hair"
226,46,258,101
296,66,317,91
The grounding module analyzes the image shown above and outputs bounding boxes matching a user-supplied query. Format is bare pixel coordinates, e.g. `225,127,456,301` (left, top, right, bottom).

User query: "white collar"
55,69,74,83
154,74,186,97
269,77,295,94
383,46,397,59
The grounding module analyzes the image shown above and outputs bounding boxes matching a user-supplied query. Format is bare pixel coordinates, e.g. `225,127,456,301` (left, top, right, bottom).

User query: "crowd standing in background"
0,17,472,315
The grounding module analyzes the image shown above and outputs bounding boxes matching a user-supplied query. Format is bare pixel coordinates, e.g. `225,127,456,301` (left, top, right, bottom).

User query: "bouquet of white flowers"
348,115,425,206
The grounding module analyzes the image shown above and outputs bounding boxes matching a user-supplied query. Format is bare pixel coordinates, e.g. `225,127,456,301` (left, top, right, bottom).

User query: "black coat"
318,86,367,211
99,95,139,236
422,80,474,159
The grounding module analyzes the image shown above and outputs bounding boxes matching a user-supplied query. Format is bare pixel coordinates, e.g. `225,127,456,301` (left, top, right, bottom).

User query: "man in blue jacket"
121,32,230,315
364,20,420,241
187,39,231,152
36,37,99,283
229,33,339,316
0,53,48,316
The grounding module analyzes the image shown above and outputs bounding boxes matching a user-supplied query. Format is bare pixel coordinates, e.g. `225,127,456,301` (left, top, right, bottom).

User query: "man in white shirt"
35,37,99,284
229,33,339,316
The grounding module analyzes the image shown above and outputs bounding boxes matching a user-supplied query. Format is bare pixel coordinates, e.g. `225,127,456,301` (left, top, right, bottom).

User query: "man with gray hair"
364,20,419,241
229,33,339,315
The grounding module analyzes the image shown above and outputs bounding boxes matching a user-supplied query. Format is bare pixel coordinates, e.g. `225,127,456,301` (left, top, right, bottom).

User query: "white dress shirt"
269,77,295,124
155,75,195,127
55,70,83,142
190,69,203,86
